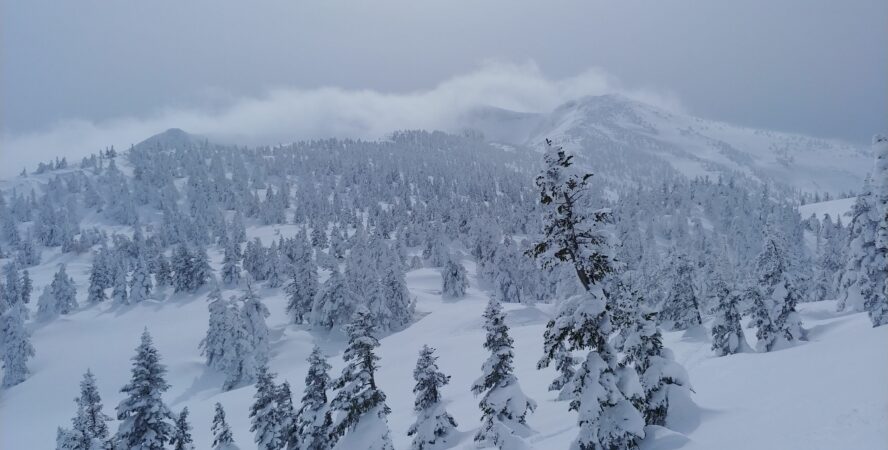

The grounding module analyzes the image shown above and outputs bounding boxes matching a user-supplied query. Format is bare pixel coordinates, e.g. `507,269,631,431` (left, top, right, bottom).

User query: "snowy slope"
460,95,871,194
2,232,886,450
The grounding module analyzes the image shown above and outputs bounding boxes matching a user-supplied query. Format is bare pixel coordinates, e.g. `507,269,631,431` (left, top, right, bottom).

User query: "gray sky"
1,0,886,166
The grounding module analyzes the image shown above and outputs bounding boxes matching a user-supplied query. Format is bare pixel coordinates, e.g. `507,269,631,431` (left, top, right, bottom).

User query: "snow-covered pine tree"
838,173,881,313
545,341,578,401
240,278,270,369
201,287,235,373
38,264,78,319
309,269,357,330
250,366,285,450
528,141,645,449
407,345,458,450
190,246,213,291
621,307,692,427
211,402,237,450
65,370,111,450
277,381,296,449
471,298,536,449
867,134,888,326
374,263,414,332
710,279,752,356
295,346,333,450
329,308,394,450
1,303,35,387
172,245,194,293
171,407,195,450
441,258,468,299
659,252,702,330
752,234,805,351
115,329,174,450
111,257,129,305
221,239,242,287
285,242,318,325
129,256,153,303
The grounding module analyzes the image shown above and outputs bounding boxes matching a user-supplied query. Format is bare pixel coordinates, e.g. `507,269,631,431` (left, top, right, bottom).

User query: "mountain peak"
135,128,203,151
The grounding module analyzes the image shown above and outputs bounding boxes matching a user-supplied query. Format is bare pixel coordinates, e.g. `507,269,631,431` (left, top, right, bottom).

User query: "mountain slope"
460,95,871,195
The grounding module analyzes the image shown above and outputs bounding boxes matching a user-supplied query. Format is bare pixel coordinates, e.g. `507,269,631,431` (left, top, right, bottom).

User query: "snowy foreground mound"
2,254,885,449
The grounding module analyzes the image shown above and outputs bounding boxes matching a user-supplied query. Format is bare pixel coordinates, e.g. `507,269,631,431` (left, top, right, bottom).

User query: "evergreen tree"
250,366,285,450
659,253,702,330
221,239,242,287
1,303,35,387
285,245,318,325
38,264,78,319
545,341,578,401
407,345,458,450
20,269,32,304
753,236,805,351
171,408,195,450
838,172,882,313
441,258,468,299
295,346,333,450
129,256,153,303
309,269,357,330
329,308,394,450
172,245,194,293
87,254,109,304
528,142,645,449
471,298,536,449
710,282,752,356
115,329,174,450
240,279,270,369
867,134,888,326
211,403,237,450
67,370,111,450
111,258,129,305
277,381,297,449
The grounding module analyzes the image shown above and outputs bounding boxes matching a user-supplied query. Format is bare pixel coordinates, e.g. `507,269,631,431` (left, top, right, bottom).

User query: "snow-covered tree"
545,341,578,401
250,366,285,450
221,239,242,287
471,298,536,449
752,235,805,351
373,264,415,332
66,370,112,450
710,281,751,356
659,252,702,330
407,345,458,450
115,329,174,450
129,256,153,303
441,258,468,299
277,381,296,449
867,134,888,326
310,269,357,330
295,346,333,450
212,403,237,450
171,408,195,450
111,258,129,305
285,245,318,325
240,279,270,369
37,264,78,320
528,142,645,449
838,170,883,314
1,304,34,387
330,308,394,450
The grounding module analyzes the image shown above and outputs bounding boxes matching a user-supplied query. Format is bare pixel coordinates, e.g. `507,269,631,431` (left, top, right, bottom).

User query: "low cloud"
0,61,681,179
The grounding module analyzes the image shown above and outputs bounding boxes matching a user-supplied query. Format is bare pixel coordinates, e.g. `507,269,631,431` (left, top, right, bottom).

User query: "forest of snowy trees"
0,127,884,450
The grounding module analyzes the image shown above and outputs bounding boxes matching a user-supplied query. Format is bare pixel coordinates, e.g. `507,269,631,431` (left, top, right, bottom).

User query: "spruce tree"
67,370,111,450
211,402,236,450
250,366,285,450
129,256,153,303
471,298,536,449
115,329,174,450
39,264,78,319
528,141,645,449
277,381,297,449
295,346,333,450
221,239,243,287
87,249,110,304
659,253,702,330
753,236,805,351
111,259,129,305
172,245,193,293
329,308,394,450
240,278,270,369
1,303,35,387
441,258,468,299
309,269,356,330
545,341,578,401
867,134,888,326
285,243,318,325
171,408,195,450
710,282,751,356
408,345,458,450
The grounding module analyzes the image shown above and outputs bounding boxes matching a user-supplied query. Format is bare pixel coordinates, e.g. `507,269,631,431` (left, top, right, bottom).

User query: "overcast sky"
1,0,886,171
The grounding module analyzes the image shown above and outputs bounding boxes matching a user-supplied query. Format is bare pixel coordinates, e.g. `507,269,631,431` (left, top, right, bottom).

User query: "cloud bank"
0,62,681,179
